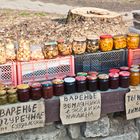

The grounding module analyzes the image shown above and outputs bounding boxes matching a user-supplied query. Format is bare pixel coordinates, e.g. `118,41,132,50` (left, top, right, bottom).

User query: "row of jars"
0,33,139,64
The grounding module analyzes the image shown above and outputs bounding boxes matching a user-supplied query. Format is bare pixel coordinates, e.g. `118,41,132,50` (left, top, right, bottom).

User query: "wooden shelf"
45,88,129,123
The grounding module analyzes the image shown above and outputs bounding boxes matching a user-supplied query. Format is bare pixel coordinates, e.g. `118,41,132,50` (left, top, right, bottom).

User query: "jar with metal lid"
0,40,6,64
57,39,72,56
113,35,127,50
127,33,140,49
76,76,87,92
109,73,119,89
72,37,86,55
30,82,42,100
98,74,109,91
130,68,140,86
42,81,53,99
119,71,130,88
0,90,7,105
99,35,113,52
64,77,76,94
131,65,139,69
52,79,64,96
7,89,18,103
87,75,98,92
88,71,99,76
43,42,59,59
109,68,120,73
17,84,30,102
120,66,129,71
77,72,88,76
86,36,99,53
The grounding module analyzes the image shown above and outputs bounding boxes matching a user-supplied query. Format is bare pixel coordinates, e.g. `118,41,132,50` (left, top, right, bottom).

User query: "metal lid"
0,90,6,95
119,71,130,77
130,68,139,72
42,81,52,87
100,35,112,39
17,84,29,90
88,71,98,76
64,77,76,83
76,76,86,81
77,72,88,76
131,65,139,68
127,33,139,37
109,72,119,78
45,42,57,46
57,39,64,43
7,89,17,94
87,35,99,40
30,82,41,88
74,37,86,42
113,35,125,40
52,79,64,85
98,74,109,79
109,69,120,73
120,66,129,71
87,75,97,80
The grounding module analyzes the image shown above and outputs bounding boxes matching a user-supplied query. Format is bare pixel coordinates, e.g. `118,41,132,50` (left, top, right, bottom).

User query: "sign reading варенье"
0,100,45,134
125,90,140,120
60,92,101,125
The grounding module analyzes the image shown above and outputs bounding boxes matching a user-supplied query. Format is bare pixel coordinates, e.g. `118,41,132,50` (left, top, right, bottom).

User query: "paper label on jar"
60,92,101,125
0,100,45,134
125,90,140,120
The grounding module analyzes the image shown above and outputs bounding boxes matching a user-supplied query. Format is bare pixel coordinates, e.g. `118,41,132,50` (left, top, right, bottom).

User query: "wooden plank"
45,88,129,123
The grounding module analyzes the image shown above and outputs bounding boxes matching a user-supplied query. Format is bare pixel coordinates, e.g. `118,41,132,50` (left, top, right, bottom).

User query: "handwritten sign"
60,92,101,125
125,90,140,120
0,100,45,134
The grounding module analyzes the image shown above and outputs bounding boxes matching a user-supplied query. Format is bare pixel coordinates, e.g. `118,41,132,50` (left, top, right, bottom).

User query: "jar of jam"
77,72,88,76
109,73,119,89
0,90,7,105
76,76,87,92
52,79,64,96
127,33,140,49
64,77,76,94
113,35,127,50
86,36,99,53
87,75,98,92
130,68,140,86
42,81,53,99
17,84,30,102
7,89,18,103
120,66,129,71
99,35,113,52
30,82,42,100
73,37,86,55
57,39,72,56
98,74,109,91
119,71,130,88
109,68,120,73
88,71,99,76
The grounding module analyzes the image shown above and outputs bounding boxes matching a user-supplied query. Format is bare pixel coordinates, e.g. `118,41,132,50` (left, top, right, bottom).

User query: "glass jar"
76,76,87,92
120,66,129,71
0,90,7,105
73,37,86,55
42,81,53,99
98,74,109,91
17,39,31,62
99,35,113,52
130,68,140,86
127,33,140,49
77,72,88,76
87,75,98,92
64,77,76,94
119,71,130,88
0,40,6,64
43,42,59,59
86,36,99,53
113,35,127,50
88,71,99,76
17,84,30,102
57,39,72,56
109,73,119,89
52,79,64,96
7,89,18,103
30,82,42,100
109,68,120,73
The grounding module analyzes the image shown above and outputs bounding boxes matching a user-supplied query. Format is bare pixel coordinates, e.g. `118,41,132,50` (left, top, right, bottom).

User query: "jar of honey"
0,90,7,105
99,35,113,52
127,33,140,49
113,35,127,50
109,73,119,89
76,76,87,92
17,84,30,102
7,89,18,103
130,68,140,86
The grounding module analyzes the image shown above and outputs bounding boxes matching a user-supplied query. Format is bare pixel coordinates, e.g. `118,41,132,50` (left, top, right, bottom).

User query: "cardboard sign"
125,90,140,120
0,100,45,134
60,92,101,125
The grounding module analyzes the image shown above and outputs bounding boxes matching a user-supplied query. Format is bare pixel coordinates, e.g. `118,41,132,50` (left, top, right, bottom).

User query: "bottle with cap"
76,76,87,92
64,77,76,94
109,73,119,89
130,68,140,86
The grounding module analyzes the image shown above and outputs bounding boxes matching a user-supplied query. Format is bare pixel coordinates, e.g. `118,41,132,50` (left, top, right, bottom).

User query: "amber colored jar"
30,83,42,100
42,81,53,99
119,71,130,88
130,68,140,86
87,75,98,92
109,68,120,73
7,89,18,103
113,35,127,50
120,66,129,71
109,73,119,89
17,84,30,102
76,76,87,92
53,79,64,96
0,90,7,105
99,35,113,52
127,33,140,49
98,74,109,91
